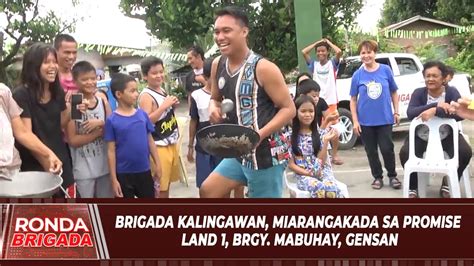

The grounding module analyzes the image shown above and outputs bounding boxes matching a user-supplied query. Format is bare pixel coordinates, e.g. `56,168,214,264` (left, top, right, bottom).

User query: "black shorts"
117,170,154,198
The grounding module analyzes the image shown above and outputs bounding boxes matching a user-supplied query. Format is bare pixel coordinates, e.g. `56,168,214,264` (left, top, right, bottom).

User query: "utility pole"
294,0,323,72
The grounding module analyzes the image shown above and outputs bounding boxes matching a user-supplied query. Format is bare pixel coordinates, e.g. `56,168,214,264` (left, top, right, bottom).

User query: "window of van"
337,58,392,79
395,58,419,75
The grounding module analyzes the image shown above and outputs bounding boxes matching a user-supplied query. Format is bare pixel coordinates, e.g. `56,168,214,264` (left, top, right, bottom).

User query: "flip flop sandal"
440,186,450,198
389,177,402,189
371,179,383,190
408,190,418,198
439,176,450,198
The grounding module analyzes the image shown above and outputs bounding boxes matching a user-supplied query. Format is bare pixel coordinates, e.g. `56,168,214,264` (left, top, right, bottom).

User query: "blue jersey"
97,79,117,111
104,109,154,173
349,64,398,126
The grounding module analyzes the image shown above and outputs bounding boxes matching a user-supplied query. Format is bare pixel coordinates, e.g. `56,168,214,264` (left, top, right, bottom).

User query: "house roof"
381,15,461,32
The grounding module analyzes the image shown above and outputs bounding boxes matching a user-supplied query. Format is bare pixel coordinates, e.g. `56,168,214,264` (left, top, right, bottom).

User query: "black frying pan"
196,124,260,158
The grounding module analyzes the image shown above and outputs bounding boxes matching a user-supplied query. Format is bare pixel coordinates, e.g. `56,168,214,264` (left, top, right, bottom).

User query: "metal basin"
0,171,63,198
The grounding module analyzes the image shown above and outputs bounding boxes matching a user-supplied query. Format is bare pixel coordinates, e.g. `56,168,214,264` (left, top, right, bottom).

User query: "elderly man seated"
0,83,61,179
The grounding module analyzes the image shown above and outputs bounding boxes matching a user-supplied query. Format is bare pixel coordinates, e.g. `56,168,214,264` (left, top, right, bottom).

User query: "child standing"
187,59,244,197
66,61,113,198
301,38,344,165
288,95,344,198
138,57,179,198
105,73,161,198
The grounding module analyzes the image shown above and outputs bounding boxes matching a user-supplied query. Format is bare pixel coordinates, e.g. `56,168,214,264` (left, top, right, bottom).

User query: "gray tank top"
70,97,109,180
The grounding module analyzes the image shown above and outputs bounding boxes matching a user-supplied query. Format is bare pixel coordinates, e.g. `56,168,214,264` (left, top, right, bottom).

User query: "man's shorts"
76,174,114,198
327,104,338,113
213,158,285,198
152,144,180,191
195,151,221,188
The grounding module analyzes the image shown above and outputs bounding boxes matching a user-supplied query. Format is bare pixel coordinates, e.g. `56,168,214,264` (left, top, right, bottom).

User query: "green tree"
379,0,438,27
120,0,363,73
435,0,473,25
0,0,77,86
321,0,364,47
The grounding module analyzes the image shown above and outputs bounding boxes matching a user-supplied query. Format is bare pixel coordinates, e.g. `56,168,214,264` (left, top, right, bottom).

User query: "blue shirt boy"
104,109,154,173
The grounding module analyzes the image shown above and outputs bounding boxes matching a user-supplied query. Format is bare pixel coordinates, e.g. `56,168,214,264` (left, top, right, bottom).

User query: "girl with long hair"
289,95,344,198
13,42,74,196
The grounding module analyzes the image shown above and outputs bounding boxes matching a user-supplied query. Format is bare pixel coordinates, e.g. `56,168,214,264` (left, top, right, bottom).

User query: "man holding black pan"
200,6,295,198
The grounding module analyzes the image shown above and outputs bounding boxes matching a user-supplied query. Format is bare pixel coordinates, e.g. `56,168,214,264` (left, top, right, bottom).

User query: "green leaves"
119,0,364,73
0,0,76,86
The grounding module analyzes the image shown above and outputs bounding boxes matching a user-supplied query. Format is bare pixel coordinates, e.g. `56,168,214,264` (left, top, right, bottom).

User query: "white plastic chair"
420,130,472,197
403,117,462,198
284,171,311,198
335,180,350,198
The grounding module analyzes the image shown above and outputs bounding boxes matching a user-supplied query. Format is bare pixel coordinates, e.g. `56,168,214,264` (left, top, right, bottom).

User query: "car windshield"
337,59,362,79
337,57,392,79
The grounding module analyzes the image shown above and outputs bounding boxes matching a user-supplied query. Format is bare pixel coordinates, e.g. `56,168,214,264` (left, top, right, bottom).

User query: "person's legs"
296,175,341,198
133,170,155,198
117,173,136,198
439,132,473,197
162,144,181,198
208,155,244,197
170,144,181,181
399,135,427,192
244,164,285,198
328,104,343,165
195,151,213,188
376,124,400,188
200,158,246,198
155,146,172,198
232,186,245,198
330,137,343,165
399,136,415,192
75,179,95,198
360,125,383,187
94,174,114,198
442,133,473,178
457,133,472,177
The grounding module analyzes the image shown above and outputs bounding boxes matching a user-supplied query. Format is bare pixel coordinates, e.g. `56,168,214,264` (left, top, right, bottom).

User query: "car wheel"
337,108,357,150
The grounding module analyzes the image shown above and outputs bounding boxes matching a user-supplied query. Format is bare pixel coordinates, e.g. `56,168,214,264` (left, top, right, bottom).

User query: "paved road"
169,103,474,198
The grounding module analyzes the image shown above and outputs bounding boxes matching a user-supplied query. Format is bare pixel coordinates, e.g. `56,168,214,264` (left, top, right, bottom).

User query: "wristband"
394,113,400,116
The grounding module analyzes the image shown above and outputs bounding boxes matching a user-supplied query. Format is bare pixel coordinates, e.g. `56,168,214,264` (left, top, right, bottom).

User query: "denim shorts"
213,158,285,198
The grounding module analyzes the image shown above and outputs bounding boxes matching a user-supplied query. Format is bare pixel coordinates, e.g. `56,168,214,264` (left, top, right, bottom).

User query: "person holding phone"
13,43,75,197
67,61,113,198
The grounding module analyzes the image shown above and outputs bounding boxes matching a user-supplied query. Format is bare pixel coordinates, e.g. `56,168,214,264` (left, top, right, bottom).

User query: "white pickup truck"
290,53,472,149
